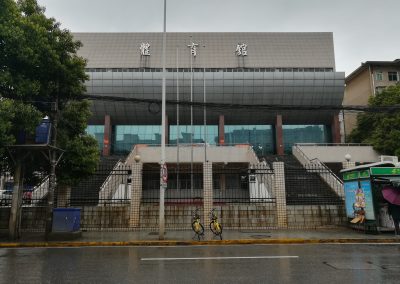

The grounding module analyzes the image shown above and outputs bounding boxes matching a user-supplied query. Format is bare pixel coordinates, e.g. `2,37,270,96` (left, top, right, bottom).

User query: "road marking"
141,256,299,261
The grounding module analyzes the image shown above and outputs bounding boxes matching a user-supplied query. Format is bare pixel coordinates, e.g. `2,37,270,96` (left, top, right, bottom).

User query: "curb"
1,238,400,248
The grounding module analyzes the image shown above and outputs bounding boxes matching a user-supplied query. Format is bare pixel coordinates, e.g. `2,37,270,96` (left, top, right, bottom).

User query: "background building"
343,59,400,138
74,32,345,157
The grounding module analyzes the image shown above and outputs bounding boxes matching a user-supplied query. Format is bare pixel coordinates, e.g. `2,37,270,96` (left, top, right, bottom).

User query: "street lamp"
159,0,167,240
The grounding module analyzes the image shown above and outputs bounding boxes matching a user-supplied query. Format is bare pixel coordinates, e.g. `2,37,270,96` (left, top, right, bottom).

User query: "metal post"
176,47,180,191
203,66,207,162
45,100,58,239
159,0,167,240
189,36,194,198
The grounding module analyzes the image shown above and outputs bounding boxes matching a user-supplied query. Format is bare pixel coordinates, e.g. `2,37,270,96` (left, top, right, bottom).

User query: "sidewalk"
1,227,400,247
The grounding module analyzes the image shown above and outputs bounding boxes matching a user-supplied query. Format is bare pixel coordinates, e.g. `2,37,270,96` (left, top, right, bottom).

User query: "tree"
349,85,400,156
0,99,42,170
0,0,99,177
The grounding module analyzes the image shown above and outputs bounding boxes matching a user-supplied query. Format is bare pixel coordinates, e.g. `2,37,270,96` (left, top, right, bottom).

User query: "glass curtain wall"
113,125,161,154
86,125,104,152
169,125,218,145
224,125,274,155
283,125,331,153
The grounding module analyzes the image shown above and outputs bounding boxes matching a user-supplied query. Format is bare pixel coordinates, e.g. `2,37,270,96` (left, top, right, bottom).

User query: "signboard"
161,163,168,184
343,171,359,181
344,181,359,218
359,170,370,178
370,167,400,176
359,180,375,220
344,180,375,221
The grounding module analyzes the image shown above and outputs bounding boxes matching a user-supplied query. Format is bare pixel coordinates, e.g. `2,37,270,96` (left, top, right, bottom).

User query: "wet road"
0,244,400,283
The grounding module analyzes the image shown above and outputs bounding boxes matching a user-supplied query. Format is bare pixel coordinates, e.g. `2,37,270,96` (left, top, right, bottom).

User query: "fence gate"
212,164,276,229
284,163,346,228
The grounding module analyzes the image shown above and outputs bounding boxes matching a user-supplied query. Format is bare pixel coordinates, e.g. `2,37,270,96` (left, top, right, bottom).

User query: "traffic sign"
161,163,168,184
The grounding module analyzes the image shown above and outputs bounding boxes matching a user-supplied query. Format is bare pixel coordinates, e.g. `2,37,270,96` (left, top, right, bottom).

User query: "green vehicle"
341,161,400,233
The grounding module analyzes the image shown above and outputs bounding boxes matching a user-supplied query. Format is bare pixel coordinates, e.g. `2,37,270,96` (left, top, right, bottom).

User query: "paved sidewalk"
1,227,399,247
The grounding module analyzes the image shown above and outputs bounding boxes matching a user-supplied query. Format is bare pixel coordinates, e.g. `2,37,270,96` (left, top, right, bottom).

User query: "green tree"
0,0,99,183
349,85,400,156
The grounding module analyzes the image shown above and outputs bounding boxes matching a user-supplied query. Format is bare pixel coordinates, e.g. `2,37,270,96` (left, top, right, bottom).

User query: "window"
388,71,398,81
375,71,383,81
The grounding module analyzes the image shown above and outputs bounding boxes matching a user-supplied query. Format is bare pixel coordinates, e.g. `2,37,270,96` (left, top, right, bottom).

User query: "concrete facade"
78,32,345,156
344,59,400,137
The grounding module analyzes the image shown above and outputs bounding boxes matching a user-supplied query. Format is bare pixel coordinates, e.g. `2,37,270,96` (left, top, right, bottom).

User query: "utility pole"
45,99,59,239
176,47,180,191
189,36,194,198
159,0,167,240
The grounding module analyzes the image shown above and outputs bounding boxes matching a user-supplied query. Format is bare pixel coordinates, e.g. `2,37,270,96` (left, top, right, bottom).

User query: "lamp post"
159,0,167,240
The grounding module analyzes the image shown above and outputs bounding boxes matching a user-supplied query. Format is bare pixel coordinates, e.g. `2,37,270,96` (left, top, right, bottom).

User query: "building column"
273,162,287,228
275,114,284,155
203,161,213,240
129,161,143,228
103,115,112,156
218,115,225,145
331,113,341,144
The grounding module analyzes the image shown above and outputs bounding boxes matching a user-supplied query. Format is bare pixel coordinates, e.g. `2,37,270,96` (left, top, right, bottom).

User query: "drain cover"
148,232,166,236
250,234,271,239
323,261,377,270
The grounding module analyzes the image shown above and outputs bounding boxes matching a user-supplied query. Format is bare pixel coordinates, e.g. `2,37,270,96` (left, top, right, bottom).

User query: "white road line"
141,256,299,261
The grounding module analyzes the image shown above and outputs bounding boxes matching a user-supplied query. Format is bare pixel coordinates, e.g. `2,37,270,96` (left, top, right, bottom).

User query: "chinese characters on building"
187,42,199,57
140,42,151,56
139,41,249,57
236,43,248,56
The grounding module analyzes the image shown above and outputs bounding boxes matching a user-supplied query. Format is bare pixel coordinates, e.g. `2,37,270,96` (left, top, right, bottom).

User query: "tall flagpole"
159,0,167,240
176,47,180,191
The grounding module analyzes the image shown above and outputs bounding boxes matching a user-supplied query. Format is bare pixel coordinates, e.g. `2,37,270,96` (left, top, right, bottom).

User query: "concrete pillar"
342,161,356,170
275,114,284,155
129,162,143,228
273,162,287,228
203,161,213,240
218,115,225,145
331,113,341,144
103,115,112,156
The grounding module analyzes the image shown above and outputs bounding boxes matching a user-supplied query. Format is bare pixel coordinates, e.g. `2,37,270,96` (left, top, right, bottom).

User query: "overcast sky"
37,0,399,75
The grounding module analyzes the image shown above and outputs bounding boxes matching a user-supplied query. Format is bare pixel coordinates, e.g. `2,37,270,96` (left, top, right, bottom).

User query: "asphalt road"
1,244,400,284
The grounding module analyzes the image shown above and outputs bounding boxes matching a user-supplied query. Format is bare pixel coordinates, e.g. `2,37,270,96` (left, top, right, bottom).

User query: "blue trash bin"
52,208,81,232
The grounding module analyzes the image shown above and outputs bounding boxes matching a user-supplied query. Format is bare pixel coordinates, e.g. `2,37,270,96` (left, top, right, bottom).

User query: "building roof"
345,59,400,83
73,32,336,69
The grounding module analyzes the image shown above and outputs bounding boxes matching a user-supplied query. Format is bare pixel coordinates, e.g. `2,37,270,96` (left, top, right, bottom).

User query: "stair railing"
293,144,344,199
98,159,124,205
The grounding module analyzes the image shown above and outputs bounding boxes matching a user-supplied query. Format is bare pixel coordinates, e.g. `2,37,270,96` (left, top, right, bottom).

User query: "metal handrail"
294,143,371,147
309,158,343,185
293,144,343,185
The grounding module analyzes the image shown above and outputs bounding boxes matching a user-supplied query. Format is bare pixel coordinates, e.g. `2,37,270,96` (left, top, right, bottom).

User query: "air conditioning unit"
380,155,399,163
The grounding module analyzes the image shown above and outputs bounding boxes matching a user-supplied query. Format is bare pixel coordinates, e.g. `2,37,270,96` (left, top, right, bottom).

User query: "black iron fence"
284,163,346,228
213,165,275,204
1,158,347,232
142,163,204,204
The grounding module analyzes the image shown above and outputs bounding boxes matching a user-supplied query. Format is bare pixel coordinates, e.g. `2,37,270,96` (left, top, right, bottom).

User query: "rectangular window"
388,71,398,81
375,71,383,81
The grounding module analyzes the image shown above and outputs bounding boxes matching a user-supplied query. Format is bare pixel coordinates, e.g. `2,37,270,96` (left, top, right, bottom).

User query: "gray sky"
37,0,399,75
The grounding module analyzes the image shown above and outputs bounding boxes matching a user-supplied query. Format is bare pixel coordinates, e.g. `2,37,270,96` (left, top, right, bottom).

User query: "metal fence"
142,163,204,204
284,163,346,228
213,165,275,204
1,158,347,233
